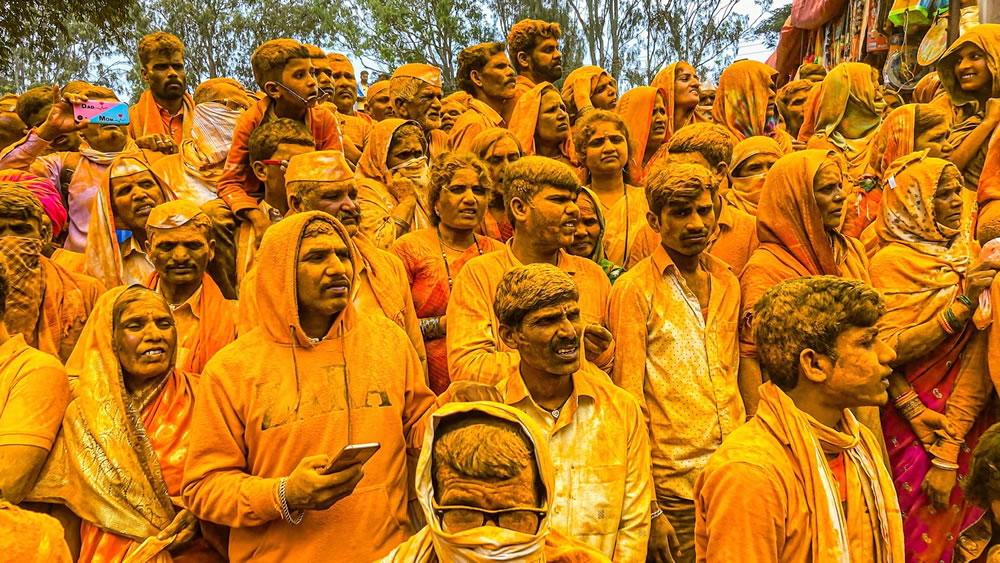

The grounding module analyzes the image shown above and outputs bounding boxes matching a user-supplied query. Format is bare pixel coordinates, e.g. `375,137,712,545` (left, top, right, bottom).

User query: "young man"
495,264,652,561
327,53,372,151
625,122,757,274
389,63,447,159
449,42,517,152
14,86,81,153
215,39,344,245
0,184,102,362
358,70,369,112
0,257,69,505
365,80,393,122
695,276,904,562
151,77,251,205
608,163,744,563
182,212,438,562
507,19,563,104
447,156,614,385
129,32,195,149
144,200,237,374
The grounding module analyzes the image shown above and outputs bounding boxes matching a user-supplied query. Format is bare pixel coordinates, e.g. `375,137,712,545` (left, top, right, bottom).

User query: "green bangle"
957,294,975,309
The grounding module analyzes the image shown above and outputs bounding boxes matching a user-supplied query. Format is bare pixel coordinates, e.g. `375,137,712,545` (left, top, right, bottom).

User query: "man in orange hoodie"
181,212,438,561
144,200,237,374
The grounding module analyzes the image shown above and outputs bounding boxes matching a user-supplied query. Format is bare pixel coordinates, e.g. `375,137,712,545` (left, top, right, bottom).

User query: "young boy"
216,39,343,244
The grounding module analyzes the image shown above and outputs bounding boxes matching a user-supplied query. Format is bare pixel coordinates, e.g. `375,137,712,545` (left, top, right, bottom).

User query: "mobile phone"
73,100,129,125
322,442,381,474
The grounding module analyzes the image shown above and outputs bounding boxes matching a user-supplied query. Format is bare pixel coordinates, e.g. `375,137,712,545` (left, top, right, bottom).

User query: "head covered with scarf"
713,60,792,152
508,82,575,163
726,135,783,216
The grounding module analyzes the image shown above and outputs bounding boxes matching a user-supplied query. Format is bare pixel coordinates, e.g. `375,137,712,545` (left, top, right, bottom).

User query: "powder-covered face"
149,224,214,286
295,231,354,323
812,160,845,231
114,294,177,385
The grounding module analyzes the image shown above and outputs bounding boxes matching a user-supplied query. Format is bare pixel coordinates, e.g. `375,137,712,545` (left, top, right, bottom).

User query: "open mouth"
142,347,166,358
458,209,477,218
134,202,154,216
556,123,569,132
554,344,578,360
322,280,350,296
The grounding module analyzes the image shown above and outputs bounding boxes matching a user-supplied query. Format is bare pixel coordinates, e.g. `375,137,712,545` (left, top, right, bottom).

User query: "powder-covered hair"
0,182,45,227
14,86,52,126
432,414,536,499
248,118,315,163
667,122,735,169
428,152,491,226
503,155,579,223
645,162,718,216
138,32,184,68
507,19,562,72
457,42,507,94
193,78,246,105
753,276,885,390
251,39,310,90
494,263,578,328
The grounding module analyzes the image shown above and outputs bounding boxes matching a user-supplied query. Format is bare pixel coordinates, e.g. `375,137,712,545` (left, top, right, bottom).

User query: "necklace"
539,396,570,420
437,228,483,291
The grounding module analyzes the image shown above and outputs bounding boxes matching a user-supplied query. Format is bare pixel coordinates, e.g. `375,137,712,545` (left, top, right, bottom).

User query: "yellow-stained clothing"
599,184,647,268
446,242,613,385
448,99,505,153
181,213,438,562
0,334,68,451
608,244,744,501
497,363,653,561
120,235,155,287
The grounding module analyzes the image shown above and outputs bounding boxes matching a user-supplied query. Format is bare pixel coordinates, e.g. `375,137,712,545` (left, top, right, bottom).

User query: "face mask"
0,237,45,346
429,524,547,563
390,156,430,187
190,102,242,164
730,172,767,203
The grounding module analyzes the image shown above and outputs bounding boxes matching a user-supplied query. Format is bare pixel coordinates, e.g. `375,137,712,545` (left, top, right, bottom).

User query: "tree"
565,0,643,81
754,2,792,49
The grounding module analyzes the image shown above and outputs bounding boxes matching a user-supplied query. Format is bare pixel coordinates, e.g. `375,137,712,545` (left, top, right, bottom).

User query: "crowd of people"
1,17,1000,563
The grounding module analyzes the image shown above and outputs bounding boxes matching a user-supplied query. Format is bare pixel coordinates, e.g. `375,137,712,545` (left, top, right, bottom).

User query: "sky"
733,0,781,65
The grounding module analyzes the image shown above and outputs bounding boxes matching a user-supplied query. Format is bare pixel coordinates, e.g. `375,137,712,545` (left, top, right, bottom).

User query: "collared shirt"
447,241,613,385
0,334,68,450
157,282,203,371
158,104,185,146
497,364,652,561
122,236,155,287
448,99,505,152
609,243,744,500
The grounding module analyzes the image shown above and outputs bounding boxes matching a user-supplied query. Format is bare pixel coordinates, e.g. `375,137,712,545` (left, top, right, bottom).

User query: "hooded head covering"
870,152,969,346
937,24,1000,117
913,71,943,103
651,62,705,141
756,149,847,276
356,118,424,187
775,79,815,138
0,170,67,237
561,65,613,118
713,60,786,147
869,104,917,178
615,86,669,184
803,63,883,179
86,153,175,289
254,211,359,347
508,82,575,163
726,136,783,216
28,286,180,544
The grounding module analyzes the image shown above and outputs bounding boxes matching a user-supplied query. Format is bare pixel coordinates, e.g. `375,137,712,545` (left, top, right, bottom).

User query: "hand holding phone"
322,442,381,475
73,100,129,125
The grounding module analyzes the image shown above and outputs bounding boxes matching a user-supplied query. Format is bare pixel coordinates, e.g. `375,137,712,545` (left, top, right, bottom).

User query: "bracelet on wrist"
957,294,975,310
938,310,957,335
931,458,959,471
893,389,917,408
650,508,664,520
944,306,965,333
897,396,926,421
278,477,304,525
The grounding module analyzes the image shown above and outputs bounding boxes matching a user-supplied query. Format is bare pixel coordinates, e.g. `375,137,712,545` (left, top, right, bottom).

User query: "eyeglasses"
259,159,289,171
432,500,546,534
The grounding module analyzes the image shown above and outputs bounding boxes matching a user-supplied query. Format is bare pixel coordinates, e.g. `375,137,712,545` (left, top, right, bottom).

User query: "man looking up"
0,183,102,362
328,53,373,151
608,164,745,563
182,212,438,561
507,19,563,104
129,32,194,150
495,264,652,561
0,257,69,505
449,42,517,152
390,64,447,159
695,276,904,561
215,39,344,247
144,200,237,374
447,156,614,385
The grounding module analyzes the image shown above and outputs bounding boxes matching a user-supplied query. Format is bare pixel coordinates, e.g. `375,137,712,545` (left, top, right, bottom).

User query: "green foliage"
754,3,792,49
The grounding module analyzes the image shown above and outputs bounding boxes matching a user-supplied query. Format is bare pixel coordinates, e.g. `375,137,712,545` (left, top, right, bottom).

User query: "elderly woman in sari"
573,110,645,266
568,187,625,284
390,152,504,394
470,128,522,242
28,285,223,562
508,82,574,166
356,118,432,249
380,402,610,562
868,153,999,563
560,65,618,124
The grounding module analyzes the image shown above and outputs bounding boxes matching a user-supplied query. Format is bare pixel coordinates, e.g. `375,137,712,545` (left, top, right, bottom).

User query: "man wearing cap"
144,200,237,374
328,54,373,152
0,183,103,362
390,64,447,160
449,42,517,152
237,150,427,370
365,80,393,122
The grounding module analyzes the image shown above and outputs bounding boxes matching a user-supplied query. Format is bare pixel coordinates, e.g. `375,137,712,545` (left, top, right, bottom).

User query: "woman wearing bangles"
391,152,503,394
868,152,1000,563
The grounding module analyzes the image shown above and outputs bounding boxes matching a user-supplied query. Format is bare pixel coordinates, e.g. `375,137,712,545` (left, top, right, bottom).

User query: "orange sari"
508,82,575,164
615,86,671,185
561,65,613,120
650,62,706,142
725,136,783,216
28,287,221,562
713,60,794,153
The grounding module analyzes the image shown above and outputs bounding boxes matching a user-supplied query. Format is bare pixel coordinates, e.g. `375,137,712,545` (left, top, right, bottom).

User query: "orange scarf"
755,383,904,563
615,86,671,185
129,89,195,143
713,60,794,153
650,62,706,142
726,136,783,216
508,82,575,163
869,104,916,179
561,65,613,119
